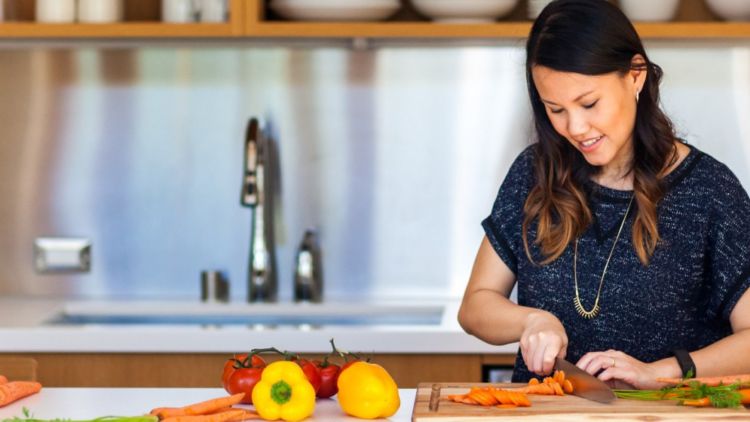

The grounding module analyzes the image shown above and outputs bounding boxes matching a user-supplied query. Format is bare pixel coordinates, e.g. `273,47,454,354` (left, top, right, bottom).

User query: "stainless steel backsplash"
0,41,748,301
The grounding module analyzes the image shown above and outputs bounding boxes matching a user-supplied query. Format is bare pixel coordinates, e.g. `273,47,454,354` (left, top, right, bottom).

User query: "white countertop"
0,297,518,354
0,388,417,421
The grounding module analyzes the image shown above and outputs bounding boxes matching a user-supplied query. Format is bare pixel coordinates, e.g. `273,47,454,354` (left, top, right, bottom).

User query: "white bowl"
618,0,680,22
270,0,401,21
411,0,520,23
527,0,554,19
705,0,750,21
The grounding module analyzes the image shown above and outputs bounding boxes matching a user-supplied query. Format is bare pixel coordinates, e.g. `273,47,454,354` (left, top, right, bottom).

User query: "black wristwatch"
673,349,696,378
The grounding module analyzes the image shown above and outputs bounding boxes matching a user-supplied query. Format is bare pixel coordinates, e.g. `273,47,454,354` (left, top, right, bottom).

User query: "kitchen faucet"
241,117,277,302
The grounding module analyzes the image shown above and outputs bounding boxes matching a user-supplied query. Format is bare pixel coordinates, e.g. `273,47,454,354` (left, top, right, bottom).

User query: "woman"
458,0,750,390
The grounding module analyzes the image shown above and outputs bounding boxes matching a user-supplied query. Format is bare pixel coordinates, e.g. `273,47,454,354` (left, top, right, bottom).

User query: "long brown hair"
522,0,678,266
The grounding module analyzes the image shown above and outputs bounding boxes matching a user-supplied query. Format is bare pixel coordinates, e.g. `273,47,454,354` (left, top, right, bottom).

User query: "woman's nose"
567,112,590,137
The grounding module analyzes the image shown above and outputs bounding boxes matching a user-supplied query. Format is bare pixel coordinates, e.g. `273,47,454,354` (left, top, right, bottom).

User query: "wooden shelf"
0,22,240,38
243,21,750,39
244,22,532,38
1,0,750,40
0,0,244,38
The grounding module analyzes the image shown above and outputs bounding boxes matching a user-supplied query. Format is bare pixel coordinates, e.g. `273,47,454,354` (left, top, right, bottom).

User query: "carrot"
528,378,539,385
489,388,512,405
0,381,42,407
468,388,497,406
0,375,7,385
152,393,245,418
562,379,574,394
554,370,566,385
739,389,750,405
161,409,247,422
657,374,750,387
496,404,518,408
227,409,259,421
511,392,532,407
518,383,555,395
682,397,712,407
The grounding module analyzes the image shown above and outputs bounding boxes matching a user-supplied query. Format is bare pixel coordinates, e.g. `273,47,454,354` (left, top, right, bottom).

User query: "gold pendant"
573,296,600,319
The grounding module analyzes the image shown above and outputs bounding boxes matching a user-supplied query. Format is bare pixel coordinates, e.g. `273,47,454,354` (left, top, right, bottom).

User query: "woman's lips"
579,135,604,152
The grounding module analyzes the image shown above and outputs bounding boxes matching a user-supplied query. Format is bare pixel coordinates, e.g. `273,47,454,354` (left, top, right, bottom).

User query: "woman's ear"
630,54,648,95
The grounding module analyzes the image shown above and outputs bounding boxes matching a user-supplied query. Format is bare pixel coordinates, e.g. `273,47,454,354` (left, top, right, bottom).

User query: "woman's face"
531,65,644,173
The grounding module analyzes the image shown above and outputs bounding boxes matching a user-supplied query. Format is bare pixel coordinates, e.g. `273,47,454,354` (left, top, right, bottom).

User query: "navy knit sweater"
482,143,750,382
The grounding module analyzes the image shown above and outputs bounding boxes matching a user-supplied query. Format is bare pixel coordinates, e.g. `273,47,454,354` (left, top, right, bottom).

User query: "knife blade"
554,357,616,404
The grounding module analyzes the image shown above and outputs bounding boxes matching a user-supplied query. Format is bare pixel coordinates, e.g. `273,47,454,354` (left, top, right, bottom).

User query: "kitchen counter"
0,297,517,354
0,388,417,421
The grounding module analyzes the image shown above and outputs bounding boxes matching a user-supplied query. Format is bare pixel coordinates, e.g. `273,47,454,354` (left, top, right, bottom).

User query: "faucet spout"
241,117,277,302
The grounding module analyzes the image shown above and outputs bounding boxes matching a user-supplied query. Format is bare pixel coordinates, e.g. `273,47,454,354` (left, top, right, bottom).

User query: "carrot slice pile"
447,387,532,408
517,370,574,396
150,393,258,421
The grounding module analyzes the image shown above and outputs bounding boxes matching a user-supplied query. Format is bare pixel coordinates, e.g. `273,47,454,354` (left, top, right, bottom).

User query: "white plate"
270,0,401,22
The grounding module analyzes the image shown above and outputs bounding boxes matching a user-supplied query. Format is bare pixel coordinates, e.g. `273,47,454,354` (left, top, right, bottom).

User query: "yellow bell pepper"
337,361,400,419
252,360,316,422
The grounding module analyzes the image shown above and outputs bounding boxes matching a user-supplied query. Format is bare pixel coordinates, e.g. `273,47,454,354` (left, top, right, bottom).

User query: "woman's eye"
549,108,564,114
583,100,598,109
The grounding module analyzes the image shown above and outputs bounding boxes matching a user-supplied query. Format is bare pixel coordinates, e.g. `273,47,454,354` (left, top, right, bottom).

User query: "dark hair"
522,0,677,266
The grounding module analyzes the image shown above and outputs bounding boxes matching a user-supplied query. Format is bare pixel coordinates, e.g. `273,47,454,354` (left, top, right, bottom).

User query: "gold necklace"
573,195,634,319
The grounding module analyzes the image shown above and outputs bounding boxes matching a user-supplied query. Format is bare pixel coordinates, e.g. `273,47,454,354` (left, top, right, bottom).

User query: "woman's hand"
576,350,676,390
520,311,568,375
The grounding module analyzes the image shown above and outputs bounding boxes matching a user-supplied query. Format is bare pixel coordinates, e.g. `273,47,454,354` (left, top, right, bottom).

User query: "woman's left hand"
576,350,672,390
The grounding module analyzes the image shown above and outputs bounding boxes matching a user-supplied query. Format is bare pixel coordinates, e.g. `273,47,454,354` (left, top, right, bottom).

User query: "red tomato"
226,366,264,404
297,359,322,394
315,362,341,398
222,354,265,392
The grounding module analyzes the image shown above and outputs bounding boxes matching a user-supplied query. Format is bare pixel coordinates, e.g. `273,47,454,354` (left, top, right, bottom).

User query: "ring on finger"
611,358,616,368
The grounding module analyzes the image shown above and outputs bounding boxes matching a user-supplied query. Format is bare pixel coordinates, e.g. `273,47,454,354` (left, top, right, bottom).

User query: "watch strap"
673,349,696,379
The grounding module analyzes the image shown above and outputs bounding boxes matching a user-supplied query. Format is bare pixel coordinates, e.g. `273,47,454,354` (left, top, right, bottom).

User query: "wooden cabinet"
0,353,516,388
1,0,750,39
0,0,244,38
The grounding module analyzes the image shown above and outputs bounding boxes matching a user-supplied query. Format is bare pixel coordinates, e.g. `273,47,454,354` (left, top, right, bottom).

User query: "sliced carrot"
152,393,245,418
461,396,479,405
553,370,565,385
489,388,512,405
0,375,7,384
543,377,554,385
657,374,750,387
552,382,565,396
562,379,574,394
518,383,555,395
468,389,497,406
496,404,518,408
447,394,466,403
0,381,42,407
511,392,532,407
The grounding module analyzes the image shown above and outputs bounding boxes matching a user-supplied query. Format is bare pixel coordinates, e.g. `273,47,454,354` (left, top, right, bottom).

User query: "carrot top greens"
2,408,159,422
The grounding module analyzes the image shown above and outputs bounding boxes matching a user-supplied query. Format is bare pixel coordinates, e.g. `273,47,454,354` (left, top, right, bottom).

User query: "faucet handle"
241,118,260,207
294,229,323,303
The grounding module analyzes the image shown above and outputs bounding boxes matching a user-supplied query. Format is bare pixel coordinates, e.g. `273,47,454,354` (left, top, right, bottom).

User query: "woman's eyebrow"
540,90,595,106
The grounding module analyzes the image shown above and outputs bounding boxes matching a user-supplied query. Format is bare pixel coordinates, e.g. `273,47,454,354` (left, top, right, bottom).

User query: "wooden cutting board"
412,382,750,421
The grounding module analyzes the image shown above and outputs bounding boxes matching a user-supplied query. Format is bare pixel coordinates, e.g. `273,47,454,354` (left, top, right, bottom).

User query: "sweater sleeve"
481,146,535,275
704,165,750,322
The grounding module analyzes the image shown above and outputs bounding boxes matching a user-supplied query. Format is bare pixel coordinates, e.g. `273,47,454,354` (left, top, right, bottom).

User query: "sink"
46,300,446,327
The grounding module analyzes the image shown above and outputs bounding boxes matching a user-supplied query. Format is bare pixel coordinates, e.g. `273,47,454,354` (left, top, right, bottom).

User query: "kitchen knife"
554,357,616,404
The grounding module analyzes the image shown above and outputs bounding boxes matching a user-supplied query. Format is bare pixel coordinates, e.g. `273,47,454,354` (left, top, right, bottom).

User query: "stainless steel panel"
0,41,748,301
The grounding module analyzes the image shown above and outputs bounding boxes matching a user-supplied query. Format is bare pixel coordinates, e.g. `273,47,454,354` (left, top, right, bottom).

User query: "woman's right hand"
520,311,568,375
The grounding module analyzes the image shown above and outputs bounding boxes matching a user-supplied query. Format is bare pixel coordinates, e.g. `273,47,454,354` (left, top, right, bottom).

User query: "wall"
0,40,748,301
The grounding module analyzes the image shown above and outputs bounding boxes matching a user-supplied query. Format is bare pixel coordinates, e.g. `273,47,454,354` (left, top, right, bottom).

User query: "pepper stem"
271,380,293,405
